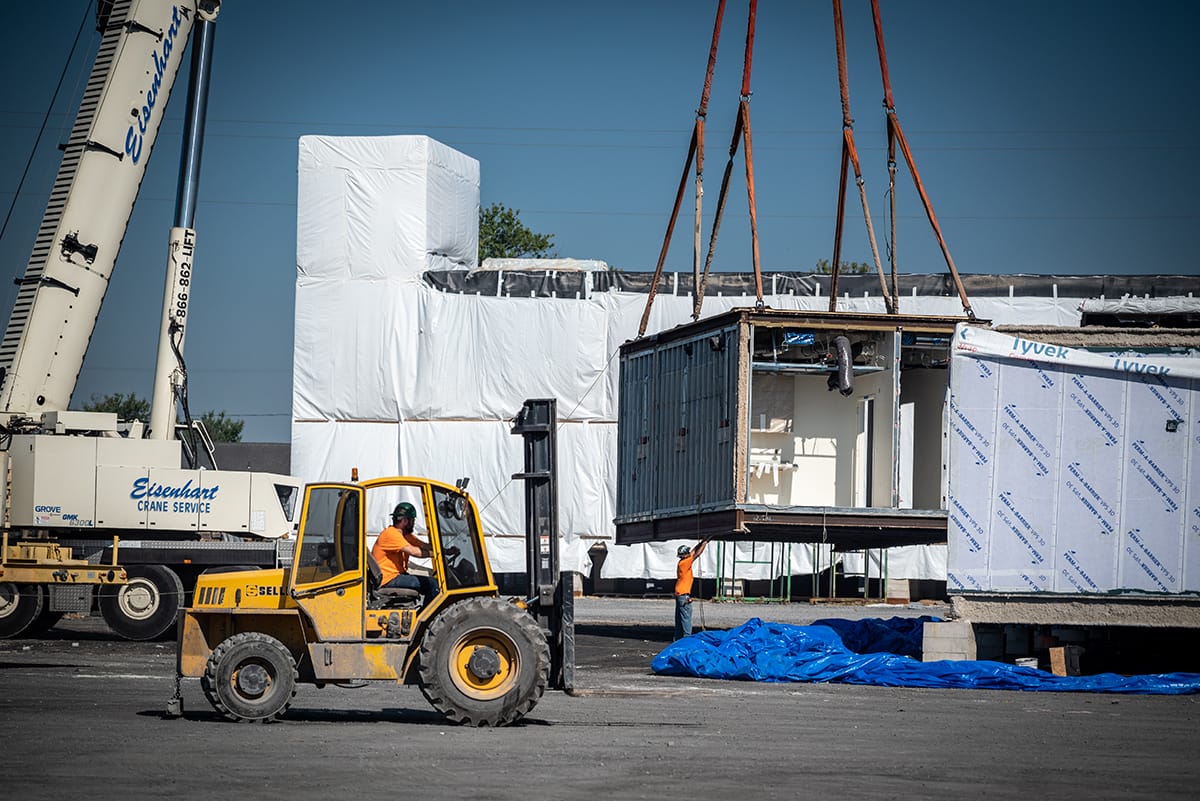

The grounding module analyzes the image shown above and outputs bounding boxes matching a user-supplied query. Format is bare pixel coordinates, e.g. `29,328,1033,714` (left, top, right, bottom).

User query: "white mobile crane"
0,0,303,640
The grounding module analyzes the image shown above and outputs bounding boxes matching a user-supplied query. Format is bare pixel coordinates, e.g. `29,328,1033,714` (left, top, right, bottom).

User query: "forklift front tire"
202,632,298,723
417,596,549,727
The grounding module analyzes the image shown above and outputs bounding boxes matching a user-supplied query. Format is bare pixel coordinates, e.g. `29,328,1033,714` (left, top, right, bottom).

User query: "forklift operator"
371,502,437,604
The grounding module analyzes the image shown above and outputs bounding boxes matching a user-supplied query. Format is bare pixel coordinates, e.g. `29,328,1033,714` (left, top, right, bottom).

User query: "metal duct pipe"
827,335,854,396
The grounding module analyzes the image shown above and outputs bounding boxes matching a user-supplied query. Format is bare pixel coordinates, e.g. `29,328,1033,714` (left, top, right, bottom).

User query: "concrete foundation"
921,594,1200,673
950,594,1200,628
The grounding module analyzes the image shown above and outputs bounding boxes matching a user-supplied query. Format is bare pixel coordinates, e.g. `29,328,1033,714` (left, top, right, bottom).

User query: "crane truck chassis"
0,0,306,641
0,534,127,638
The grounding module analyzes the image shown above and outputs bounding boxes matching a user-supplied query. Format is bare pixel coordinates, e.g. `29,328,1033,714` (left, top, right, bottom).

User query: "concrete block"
885,578,910,604
923,620,977,662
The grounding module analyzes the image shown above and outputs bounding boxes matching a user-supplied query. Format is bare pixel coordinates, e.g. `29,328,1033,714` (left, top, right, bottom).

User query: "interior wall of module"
947,325,1200,594
900,353,953,510
747,363,895,508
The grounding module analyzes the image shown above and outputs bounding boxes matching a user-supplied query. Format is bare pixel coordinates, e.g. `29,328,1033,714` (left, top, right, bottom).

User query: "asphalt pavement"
2,597,1196,801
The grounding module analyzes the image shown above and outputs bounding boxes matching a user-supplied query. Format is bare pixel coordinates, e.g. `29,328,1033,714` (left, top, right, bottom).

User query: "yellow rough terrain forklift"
171,400,572,726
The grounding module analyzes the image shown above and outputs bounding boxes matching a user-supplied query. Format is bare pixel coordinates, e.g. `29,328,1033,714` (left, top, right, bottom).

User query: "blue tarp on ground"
650,617,1200,695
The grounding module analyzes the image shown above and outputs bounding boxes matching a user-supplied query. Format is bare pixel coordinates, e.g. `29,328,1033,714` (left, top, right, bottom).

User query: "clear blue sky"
1,1,1197,442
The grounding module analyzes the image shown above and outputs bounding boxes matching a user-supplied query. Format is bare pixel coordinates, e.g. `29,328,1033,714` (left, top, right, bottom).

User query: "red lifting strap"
828,0,893,314
638,0,727,338
742,0,764,306
870,0,974,320
741,0,756,99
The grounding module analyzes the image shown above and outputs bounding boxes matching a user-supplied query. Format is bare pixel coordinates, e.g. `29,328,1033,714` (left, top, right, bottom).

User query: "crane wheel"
98,565,184,641
202,632,298,723
417,596,549,727
26,587,64,636
0,582,45,639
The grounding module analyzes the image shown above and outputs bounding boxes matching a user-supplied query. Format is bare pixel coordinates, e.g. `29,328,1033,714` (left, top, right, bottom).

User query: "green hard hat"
393,502,417,519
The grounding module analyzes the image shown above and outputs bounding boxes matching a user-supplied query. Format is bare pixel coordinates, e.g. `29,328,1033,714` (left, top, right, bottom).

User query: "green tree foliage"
814,259,871,275
81,392,150,422
79,392,243,442
200,410,244,443
479,202,555,260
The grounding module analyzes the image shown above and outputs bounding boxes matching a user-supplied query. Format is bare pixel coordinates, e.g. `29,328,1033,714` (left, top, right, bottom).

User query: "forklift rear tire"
202,632,298,723
417,596,550,727
0,582,45,639
98,564,184,641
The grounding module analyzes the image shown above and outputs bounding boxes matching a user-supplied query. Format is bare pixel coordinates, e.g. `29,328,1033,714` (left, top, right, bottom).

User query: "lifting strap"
828,0,894,314
638,0,727,338
870,0,975,319
742,0,765,309
695,0,763,319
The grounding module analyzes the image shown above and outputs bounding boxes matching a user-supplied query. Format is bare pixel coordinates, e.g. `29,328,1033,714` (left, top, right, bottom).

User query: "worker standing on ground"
372,502,436,604
674,536,712,640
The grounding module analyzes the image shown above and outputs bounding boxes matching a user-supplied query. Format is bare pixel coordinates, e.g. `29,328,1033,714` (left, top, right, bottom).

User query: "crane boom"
0,0,199,422
0,1,306,644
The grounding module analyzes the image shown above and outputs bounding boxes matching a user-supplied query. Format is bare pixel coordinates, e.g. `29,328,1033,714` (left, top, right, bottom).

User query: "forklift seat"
366,553,421,609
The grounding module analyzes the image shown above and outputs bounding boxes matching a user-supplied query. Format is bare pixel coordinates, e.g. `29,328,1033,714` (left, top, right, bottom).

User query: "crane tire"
98,564,184,641
417,596,549,727
26,587,64,636
0,582,45,639
202,632,298,723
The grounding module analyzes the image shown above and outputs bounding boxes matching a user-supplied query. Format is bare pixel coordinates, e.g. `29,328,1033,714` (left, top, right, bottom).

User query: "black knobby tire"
417,596,550,727
202,632,298,723
98,564,184,641
0,582,45,639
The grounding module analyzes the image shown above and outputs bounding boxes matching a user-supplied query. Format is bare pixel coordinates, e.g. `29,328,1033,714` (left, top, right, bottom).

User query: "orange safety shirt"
371,525,424,586
675,553,697,596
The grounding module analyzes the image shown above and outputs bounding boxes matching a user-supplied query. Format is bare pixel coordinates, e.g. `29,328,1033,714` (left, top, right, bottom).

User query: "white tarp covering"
1079,297,1200,317
297,135,479,279
479,258,608,272
292,135,1166,581
947,323,1200,594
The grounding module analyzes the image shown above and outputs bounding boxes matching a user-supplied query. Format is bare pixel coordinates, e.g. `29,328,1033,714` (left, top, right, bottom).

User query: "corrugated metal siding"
616,324,739,523
616,350,657,520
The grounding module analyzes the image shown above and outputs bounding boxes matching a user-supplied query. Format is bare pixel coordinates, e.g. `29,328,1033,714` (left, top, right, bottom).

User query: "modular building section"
947,324,1200,598
614,308,970,548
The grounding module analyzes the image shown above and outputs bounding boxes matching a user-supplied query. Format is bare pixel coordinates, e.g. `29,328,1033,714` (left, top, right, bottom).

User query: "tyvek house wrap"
291,135,1106,580
947,324,1200,594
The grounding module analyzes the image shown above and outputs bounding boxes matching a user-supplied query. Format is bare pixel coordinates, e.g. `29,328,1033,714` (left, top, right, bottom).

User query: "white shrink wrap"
292,136,1158,582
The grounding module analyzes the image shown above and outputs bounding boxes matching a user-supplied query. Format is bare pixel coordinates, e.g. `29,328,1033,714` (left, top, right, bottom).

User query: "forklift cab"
288,478,495,641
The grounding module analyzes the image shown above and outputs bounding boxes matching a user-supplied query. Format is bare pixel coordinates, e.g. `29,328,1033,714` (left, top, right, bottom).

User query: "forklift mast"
511,398,574,692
